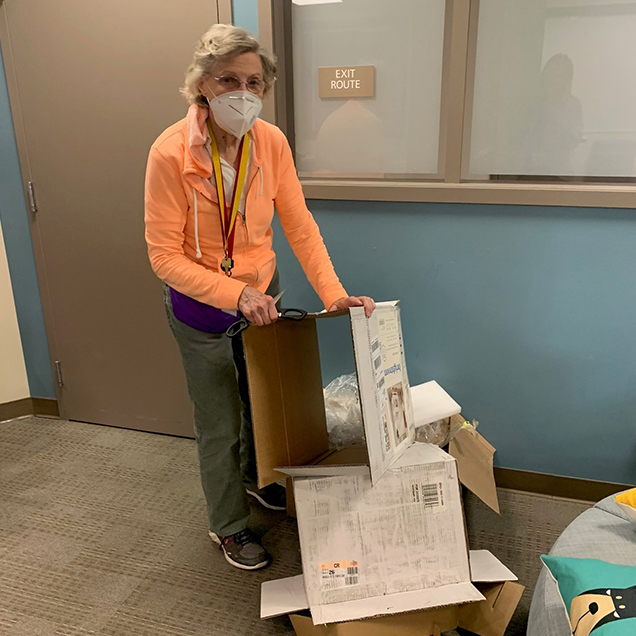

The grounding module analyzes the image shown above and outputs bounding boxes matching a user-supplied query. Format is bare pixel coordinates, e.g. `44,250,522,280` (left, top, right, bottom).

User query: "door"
0,0,229,435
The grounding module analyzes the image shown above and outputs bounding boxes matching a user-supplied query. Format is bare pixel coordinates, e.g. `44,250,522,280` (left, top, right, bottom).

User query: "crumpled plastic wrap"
415,418,452,446
323,373,364,449
415,417,479,447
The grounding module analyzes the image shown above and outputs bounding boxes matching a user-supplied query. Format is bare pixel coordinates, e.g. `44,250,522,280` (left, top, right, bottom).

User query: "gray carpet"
0,416,298,635
0,417,591,635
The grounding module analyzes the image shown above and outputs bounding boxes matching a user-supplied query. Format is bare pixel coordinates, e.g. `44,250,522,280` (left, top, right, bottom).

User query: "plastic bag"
415,417,479,447
415,418,451,446
324,373,364,449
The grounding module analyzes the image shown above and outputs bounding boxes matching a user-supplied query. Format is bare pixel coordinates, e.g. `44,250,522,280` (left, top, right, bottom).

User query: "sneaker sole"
246,489,287,511
208,532,271,571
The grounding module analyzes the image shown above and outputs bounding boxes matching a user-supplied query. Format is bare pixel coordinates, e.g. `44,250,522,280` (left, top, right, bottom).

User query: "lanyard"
206,119,250,276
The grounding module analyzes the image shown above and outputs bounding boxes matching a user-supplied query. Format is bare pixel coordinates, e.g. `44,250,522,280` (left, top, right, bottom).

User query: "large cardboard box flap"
289,443,484,625
261,551,521,636
458,581,525,636
260,550,516,620
449,423,500,514
310,582,483,625
244,301,416,488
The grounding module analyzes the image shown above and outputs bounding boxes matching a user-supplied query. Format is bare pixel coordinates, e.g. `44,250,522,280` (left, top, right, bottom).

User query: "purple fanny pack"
169,287,239,334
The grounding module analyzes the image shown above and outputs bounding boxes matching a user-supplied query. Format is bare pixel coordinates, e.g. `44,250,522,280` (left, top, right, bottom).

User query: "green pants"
163,271,280,537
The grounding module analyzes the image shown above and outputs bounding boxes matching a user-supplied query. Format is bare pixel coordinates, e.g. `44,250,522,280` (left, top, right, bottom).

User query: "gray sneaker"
209,528,272,570
246,483,287,511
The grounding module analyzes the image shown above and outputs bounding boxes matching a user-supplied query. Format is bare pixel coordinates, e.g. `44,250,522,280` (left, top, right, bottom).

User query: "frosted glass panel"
468,0,636,178
292,0,445,178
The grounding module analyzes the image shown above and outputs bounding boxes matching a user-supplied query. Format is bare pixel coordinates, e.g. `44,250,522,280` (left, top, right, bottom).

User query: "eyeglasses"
213,74,265,94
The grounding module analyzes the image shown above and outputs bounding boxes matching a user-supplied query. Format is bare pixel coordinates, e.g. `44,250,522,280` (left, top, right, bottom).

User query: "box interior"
244,303,415,489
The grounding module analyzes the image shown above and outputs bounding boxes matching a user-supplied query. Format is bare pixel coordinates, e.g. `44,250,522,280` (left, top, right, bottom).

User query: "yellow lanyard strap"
207,120,250,259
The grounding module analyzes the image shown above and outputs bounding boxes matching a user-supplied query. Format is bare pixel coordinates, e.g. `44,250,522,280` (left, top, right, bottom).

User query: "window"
466,0,636,183
291,0,446,180
259,0,636,206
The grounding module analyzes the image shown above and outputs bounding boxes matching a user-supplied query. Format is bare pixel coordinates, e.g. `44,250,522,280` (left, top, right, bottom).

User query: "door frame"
0,5,64,411
0,0,231,419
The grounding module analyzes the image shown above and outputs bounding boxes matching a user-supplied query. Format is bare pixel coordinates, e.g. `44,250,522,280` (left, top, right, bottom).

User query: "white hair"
181,24,277,105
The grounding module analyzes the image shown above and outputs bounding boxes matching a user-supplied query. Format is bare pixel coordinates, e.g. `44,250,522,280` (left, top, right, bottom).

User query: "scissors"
226,290,308,338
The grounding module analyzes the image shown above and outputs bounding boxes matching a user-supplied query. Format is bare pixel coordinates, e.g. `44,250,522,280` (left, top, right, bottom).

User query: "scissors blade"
272,289,286,304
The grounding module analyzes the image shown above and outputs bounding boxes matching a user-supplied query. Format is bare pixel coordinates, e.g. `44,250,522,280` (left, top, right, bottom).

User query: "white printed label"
320,560,360,590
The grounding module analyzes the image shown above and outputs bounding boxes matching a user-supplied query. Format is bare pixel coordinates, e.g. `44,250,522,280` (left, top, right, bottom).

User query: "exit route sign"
319,65,375,98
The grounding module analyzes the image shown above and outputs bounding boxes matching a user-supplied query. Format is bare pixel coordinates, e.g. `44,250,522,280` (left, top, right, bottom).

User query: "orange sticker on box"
320,561,360,591
319,560,358,570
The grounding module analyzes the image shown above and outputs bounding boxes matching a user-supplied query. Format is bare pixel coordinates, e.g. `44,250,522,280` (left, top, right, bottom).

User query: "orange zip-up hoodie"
144,104,347,311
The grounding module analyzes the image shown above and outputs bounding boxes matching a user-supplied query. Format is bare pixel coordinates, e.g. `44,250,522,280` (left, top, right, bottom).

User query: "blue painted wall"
231,0,259,35
272,203,636,485
0,44,55,399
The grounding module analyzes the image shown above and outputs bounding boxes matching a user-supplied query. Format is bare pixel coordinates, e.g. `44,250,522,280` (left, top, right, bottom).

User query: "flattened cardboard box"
243,302,416,488
278,444,487,625
262,552,524,636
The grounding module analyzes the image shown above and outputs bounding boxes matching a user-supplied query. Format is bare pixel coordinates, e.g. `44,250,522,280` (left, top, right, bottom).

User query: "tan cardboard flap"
290,606,458,636
449,426,500,514
317,446,369,466
457,581,524,636
244,319,329,488
290,614,329,636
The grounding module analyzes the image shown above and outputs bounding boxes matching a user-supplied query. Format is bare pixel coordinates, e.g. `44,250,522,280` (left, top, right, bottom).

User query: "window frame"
258,0,636,208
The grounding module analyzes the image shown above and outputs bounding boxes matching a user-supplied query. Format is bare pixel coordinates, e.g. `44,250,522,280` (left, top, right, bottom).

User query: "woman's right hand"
238,286,279,326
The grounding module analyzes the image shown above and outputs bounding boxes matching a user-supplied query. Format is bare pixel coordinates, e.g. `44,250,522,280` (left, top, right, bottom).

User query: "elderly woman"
144,24,374,572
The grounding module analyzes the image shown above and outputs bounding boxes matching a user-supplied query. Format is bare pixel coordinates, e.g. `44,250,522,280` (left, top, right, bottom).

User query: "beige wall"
0,218,29,404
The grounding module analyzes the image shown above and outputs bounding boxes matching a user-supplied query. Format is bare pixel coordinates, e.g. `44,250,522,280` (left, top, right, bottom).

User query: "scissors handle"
226,317,250,338
226,308,308,338
280,308,307,321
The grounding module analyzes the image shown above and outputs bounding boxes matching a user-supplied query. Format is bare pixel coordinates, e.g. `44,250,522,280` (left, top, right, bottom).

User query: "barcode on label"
371,339,380,353
422,483,441,507
411,482,444,507
373,355,383,371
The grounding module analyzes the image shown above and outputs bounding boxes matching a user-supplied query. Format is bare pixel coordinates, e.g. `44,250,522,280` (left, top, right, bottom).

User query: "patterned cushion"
528,494,636,636
541,555,636,635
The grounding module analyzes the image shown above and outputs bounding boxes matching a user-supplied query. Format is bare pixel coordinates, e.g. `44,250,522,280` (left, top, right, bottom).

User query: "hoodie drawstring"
193,187,202,259
259,166,264,196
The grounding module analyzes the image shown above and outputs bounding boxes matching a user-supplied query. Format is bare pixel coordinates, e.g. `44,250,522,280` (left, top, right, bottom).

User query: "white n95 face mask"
207,90,262,139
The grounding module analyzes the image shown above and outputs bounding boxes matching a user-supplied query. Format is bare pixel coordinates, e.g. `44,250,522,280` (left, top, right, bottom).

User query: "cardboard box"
246,300,513,631
243,302,416,488
273,443,509,626
290,443,476,623
262,552,524,636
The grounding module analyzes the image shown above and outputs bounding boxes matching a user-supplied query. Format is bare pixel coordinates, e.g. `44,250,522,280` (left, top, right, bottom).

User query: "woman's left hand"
329,296,376,318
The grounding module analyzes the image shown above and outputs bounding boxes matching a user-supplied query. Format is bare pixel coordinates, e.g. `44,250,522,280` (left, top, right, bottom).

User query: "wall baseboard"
0,397,59,422
494,466,631,503
32,397,60,418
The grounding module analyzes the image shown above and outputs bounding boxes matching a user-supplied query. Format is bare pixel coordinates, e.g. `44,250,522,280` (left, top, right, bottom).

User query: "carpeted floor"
0,416,591,635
